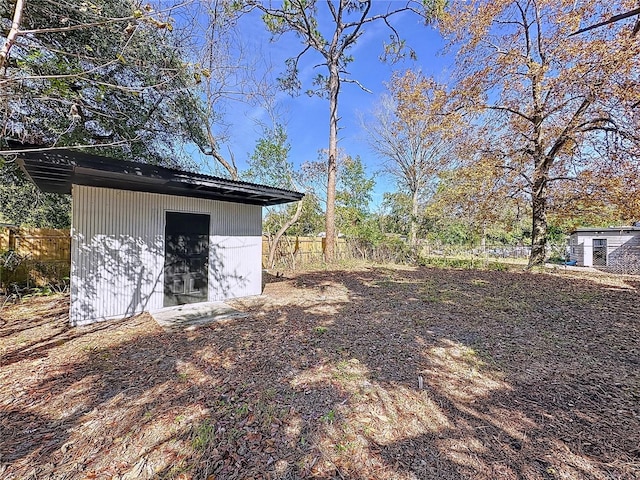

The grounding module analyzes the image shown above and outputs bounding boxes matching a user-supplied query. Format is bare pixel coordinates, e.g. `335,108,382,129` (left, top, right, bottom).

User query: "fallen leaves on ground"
0,265,638,479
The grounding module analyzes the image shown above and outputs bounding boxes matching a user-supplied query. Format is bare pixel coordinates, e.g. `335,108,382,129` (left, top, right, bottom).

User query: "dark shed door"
164,212,210,307
593,238,607,266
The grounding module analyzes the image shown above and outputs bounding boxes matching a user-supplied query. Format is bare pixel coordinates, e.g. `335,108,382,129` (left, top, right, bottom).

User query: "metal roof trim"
570,227,640,234
17,149,303,206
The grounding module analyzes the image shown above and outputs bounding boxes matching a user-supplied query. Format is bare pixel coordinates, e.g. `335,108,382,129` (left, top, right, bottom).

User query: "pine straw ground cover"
0,266,639,480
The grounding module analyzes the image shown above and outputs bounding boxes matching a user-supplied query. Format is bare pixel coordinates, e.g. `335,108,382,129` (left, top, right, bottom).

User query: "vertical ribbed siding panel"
598,232,640,270
70,185,79,325
569,233,577,264
70,185,263,326
209,202,262,301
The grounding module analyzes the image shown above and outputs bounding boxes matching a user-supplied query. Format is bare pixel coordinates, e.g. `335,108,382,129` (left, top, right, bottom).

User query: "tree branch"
340,77,372,93
498,162,533,186
18,16,133,35
268,199,304,268
0,0,24,72
0,138,143,157
547,97,592,160
547,175,577,183
488,105,533,122
326,0,338,23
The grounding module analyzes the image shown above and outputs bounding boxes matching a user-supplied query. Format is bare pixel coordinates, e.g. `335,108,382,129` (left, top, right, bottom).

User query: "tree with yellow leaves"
441,0,640,268
365,70,460,248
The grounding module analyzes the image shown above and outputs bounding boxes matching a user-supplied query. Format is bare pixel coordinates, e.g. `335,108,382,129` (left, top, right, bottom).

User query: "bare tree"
176,0,267,178
365,70,457,248
245,123,305,268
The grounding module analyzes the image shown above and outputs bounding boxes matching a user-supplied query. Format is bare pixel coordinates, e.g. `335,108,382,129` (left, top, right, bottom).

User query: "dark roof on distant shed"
570,226,640,234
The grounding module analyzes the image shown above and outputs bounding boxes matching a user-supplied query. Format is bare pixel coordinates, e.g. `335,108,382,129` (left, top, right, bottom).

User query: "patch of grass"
487,261,510,271
191,419,215,451
165,461,190,477
373,279,396,288
420,280,455,303
361,423,374,436
419,257,478,269
314,325,328,334
254,400,278,428
321,409,336,423
234,403,249,417
333,359,364,384
81,343,98,353
336,359,350,370
334,442,350,453
576,291,601,303
261,387,276,400
460,346,485,369
22,286,55,298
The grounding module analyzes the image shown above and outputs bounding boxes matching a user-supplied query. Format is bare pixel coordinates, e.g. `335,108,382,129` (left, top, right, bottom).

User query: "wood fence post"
8,227,16,250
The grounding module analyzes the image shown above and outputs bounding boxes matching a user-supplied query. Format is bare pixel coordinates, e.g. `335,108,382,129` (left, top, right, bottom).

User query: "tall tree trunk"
527,165,548,269
267,200,304,268
409,187,419,249
325,62,340,262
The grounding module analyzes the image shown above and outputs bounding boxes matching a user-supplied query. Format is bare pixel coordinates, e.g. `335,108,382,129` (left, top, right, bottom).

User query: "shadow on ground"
0,266,638,479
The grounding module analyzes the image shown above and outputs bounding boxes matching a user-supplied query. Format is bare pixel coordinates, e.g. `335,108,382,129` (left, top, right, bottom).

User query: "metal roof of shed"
17,149,303,207
570,226,640,234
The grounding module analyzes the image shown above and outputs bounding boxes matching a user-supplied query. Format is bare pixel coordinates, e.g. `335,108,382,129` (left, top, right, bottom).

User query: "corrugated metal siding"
569,233,583,265
70,185,262,326
607,232,640,273
572,232,640,271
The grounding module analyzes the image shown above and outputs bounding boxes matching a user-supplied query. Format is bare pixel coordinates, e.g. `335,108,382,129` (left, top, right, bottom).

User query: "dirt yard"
1,265,639,479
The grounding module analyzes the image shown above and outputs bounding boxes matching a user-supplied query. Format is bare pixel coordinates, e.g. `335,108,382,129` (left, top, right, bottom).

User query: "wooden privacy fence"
0,228,346,286
0,227,71,259
0,229,342,265
262,235,348,267
0,227,71,287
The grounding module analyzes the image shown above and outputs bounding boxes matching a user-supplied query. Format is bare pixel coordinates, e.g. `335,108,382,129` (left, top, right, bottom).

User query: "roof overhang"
570,227,640,235
16,149,303,207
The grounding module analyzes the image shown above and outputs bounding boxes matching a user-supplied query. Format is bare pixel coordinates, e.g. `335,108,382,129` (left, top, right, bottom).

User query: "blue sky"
198,4,456,208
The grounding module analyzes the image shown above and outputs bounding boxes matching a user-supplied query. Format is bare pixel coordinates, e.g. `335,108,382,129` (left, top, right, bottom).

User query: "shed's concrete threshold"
152,302,248,330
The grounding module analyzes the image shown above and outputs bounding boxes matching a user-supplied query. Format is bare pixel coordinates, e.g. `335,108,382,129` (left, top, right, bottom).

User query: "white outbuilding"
569,226,640,274
18,150,303,326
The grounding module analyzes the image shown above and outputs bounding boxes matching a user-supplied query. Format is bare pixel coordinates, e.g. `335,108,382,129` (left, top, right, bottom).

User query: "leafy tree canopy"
441,0,640,267
0,0,212,227
0,161,71,228
1,0,205,168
